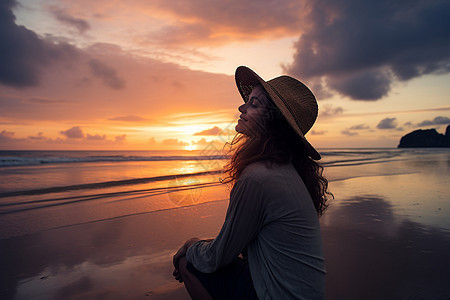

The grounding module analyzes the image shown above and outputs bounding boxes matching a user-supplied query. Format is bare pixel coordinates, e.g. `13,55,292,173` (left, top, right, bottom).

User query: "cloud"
0,0,78,88
50,7,91,33
161,138,189,146
327,69,392,100
377,117,397,129
193,126,222,136
60,126,84,139
310,130,327,135
28,132,46,140
193,138,211,146
86,133,106,140
341,130,358,136
108,115,149,122
27,97,69,104
0,130,15,139
59,127,125,143
144,0,307,46
88,59,125,89
341,124,370,136
319,104,344,117
284,0,450,101
115,134,126,143
417,116,450,127
348,124,370,130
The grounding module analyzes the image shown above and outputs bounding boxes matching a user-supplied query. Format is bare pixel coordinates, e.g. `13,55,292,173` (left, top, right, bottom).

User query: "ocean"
1,148,450,299
1,148,449,239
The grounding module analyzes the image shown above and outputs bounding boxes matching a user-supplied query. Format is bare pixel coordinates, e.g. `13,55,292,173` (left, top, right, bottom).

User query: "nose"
238,102,247,113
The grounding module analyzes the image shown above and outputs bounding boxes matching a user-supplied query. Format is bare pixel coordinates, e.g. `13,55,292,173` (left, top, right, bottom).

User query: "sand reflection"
321,195,450,299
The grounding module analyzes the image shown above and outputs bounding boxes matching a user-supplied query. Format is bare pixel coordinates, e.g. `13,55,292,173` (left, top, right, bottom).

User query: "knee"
178,256,189,277
178,256,197,285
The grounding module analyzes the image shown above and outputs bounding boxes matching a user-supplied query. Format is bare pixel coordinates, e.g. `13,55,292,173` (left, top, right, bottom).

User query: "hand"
172,238,201,282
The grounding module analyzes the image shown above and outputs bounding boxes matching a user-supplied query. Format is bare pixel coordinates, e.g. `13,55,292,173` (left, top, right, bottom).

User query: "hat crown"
266,76,317,135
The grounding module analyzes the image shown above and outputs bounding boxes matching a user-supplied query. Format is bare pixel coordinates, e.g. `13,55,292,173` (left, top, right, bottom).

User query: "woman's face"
235,85,271,137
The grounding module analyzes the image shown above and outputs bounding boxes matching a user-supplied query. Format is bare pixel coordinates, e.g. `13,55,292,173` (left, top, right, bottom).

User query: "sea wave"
1,148,440,167
0,154,229,167
0,170,223,198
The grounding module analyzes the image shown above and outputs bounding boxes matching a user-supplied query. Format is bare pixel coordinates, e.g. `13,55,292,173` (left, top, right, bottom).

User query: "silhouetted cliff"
398,125,450,148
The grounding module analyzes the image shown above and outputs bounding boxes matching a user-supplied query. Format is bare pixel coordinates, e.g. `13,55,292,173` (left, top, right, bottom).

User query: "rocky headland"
398,125,450,148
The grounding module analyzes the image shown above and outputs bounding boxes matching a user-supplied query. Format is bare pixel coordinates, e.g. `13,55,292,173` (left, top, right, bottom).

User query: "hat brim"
235,66,321,160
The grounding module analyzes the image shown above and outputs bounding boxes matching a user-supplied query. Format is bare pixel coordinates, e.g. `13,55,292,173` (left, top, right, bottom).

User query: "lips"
239,115,247,121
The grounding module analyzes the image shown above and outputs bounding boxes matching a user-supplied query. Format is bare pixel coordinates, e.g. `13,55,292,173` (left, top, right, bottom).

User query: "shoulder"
239,161,271,183
239,161,295,184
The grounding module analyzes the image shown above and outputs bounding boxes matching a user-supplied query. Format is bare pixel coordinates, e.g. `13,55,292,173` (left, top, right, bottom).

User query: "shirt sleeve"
186,175,265,273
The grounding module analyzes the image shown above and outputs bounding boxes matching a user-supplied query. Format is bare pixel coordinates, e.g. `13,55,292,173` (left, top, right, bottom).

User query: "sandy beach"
1,149,450,299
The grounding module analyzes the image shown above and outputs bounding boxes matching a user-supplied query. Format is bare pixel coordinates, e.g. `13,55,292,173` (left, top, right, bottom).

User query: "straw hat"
235,66,321,160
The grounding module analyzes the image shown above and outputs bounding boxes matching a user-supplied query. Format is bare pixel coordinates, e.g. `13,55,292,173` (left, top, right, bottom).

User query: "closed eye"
249,97,263,107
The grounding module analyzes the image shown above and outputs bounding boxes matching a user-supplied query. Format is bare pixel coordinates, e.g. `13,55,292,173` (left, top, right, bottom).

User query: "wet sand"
1,152,450,299
321,175,450,299
0,200,229,299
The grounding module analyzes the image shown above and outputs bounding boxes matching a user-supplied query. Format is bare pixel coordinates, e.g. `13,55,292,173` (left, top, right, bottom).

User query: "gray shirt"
186,162,326,299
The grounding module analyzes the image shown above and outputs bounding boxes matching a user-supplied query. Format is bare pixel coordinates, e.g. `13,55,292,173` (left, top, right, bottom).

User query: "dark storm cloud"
326,69,392,100
285,0,450,101
88,59,126,90
417,116,450,127
0,0,78,88
377,117,397,129
50,7,91,34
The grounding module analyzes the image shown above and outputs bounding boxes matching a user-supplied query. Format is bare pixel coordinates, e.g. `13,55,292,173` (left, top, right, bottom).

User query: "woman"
173,66,332,299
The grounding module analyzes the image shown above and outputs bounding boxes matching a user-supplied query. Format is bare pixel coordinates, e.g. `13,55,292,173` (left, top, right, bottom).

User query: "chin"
235,124,246,135
235,124,242,134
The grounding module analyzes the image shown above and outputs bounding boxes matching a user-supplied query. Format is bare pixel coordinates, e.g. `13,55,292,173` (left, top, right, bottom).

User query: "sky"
1,0,449,150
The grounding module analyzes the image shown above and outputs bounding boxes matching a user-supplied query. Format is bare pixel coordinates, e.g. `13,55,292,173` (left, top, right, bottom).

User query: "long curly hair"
222,87,332,216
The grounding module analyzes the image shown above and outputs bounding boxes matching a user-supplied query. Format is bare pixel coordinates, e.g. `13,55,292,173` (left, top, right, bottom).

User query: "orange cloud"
108,115,150,122
161,138,189,147
193,126,222,136
146,0,308,45
44,0,307,48
115,134,127,143
1,39,237,123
